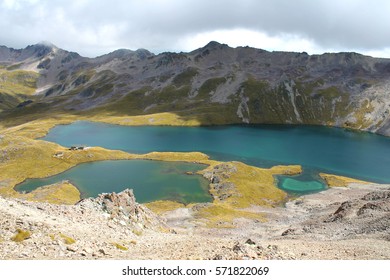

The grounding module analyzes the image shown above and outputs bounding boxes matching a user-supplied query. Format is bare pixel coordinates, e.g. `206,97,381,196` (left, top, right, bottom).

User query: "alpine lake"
16,121,390,203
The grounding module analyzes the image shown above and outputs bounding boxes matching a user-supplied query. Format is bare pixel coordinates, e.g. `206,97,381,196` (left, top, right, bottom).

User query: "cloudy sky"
1,0,390,58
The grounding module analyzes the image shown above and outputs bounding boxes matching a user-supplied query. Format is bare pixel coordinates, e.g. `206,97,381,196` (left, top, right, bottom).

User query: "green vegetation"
11,229,31,242
145,200,186,215
72,71,94,87
82,83,113,98
59,233,76,244
57,70,68,81
23,182,81,205
293,79,323,96
91,80,242,126
195,205,265,228
0,119,136,200
0,66,374,228
241,77,293,123
349,99,375,129
153,85,191,106
239,76,351,125
0,69,39,112
290,79,352,125
113,243,128,251
202,162,300,209
189,161,302,228
0,92,22,113
158,73,174,83
0,114,302,229
90,82,196,117
132,229,143,236
319,173,371,187
172,67,198,87
317,86,344,98
0,70,39,94
196,77,226,99
0,44,385,233
315,86,349,119
90,87,150,115
1,113,370,228
6,63,24,71
72,70,114,99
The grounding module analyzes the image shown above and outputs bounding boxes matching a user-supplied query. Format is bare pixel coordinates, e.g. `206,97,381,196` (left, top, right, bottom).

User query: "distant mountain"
1,41,390,136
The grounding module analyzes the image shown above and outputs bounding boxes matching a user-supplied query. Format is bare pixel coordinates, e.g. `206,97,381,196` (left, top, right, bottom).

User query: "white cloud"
178,29,320,54
1,0,390,58
177,29,390,58
363,48,390,58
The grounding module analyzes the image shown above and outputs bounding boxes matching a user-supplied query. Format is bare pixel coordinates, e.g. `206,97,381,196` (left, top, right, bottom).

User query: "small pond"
15,160,211,204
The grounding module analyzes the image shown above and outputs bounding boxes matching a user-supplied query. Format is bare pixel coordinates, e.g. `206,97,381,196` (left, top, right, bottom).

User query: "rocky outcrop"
280,184,390,241
211,240,295,260
323,189,390,232
77,189,165,230
1,183,390,259
0,189,167,259
203,163,238,201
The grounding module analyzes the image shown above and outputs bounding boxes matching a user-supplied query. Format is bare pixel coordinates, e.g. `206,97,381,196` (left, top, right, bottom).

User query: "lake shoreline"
0,116,383,211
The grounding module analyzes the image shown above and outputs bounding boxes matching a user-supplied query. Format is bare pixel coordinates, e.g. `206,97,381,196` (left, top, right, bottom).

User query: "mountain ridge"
1,41,390,136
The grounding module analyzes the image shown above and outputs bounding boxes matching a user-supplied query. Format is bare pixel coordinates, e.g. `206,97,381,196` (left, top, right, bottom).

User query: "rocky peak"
155,52,189,68
76,189,166,229
135,48,154,60
0,42,57,64
105,48,135,58
25,42,56,57
93,49,139,65
202,41,228,50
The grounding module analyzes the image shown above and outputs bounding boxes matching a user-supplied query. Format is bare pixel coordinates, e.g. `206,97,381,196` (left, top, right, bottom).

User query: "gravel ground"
1,184,389,260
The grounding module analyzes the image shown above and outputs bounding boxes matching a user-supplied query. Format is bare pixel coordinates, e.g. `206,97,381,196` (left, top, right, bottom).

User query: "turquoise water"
36,121,390,195
281,179,324,192
276,172,326,194
15,160,211,204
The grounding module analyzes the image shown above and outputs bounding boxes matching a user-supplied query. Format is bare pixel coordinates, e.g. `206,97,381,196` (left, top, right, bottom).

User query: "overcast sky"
1,0,390,58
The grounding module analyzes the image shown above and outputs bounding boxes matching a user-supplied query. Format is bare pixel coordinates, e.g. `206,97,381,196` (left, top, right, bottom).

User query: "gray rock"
66,246,78,252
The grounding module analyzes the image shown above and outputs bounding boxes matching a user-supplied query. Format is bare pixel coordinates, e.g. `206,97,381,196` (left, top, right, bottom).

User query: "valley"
0,42,389,260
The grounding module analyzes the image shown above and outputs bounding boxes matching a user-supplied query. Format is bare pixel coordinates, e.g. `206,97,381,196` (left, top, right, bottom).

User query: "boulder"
77,188,167,230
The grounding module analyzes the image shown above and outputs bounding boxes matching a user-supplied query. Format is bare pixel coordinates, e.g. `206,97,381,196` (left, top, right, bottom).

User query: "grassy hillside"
0,69,39,112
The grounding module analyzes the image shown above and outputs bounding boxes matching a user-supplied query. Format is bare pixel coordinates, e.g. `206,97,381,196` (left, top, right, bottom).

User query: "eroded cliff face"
1,41,390,135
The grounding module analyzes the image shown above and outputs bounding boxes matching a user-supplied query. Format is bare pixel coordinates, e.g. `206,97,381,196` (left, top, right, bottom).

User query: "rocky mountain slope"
1,42,390,135
1,184,389,260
